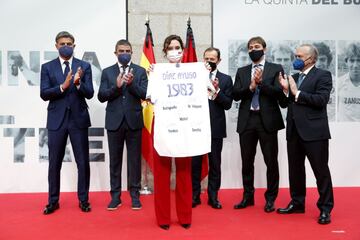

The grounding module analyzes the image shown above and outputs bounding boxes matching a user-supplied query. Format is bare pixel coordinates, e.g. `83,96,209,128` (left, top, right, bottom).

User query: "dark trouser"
48,109,90,204
192,138,223,201
287,125,334,213
107,120,142,201
239,111,279,202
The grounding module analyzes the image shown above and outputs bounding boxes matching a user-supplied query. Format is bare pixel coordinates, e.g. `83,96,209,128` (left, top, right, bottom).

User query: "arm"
97,69,122,103
232,68,253,101
77,63,94,99
127,67,148,100
214,75,233,110
297,71,332,108
40,64,63,101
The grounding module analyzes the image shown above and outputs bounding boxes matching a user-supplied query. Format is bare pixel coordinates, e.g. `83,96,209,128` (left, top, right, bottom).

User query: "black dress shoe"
181,223,191,229
264,201,275,213
159,224,170,230
79,202,91,212
192,197,201,208
43,202,59,215
234,198,254,209
208,199,222,209
318,211,331,224
277,203,305,214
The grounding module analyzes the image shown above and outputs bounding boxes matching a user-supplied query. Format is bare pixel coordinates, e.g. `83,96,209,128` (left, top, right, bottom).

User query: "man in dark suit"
277,43,334,225
40,31,94,214
98,39,147,211
192,47,233,209
232,36,286,213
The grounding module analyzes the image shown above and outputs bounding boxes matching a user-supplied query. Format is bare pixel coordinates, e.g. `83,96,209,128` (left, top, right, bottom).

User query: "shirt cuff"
295,90,301,102
60,84,64,92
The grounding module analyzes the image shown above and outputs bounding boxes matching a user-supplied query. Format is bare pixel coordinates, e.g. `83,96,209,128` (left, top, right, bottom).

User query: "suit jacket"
286,67,332,141
40,57,94,130
209,71,233,138
233,61,286,134
98,63,148,131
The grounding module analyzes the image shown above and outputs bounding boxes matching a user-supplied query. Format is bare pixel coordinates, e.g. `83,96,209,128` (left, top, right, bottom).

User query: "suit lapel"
244,65,252,86
54,58,65,84
299,67,317,90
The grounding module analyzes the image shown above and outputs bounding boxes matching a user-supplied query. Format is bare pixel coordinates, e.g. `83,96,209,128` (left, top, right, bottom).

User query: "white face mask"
166,49,183,63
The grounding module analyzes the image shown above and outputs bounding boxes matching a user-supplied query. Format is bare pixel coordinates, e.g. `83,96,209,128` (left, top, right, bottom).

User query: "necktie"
297,73,306,88
251,64,261,110
64,61,70,78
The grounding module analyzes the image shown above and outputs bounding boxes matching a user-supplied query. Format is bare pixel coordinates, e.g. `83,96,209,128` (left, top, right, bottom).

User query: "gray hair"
300,43,318,62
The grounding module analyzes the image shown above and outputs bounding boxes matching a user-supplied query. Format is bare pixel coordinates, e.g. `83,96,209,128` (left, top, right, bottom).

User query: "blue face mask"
118,53,131,65
293,57,311,71
58,45,74,59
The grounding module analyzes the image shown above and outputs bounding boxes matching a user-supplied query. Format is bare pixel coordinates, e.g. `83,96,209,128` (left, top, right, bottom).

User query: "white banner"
0,0,127,193
148,62,211,157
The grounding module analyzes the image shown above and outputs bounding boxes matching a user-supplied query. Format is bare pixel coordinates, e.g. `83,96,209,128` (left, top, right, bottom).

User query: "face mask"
208,61,217,72
167,50,183,62
118,53,131,66
58,45,74,59
293,56,311,71
248,49,264,62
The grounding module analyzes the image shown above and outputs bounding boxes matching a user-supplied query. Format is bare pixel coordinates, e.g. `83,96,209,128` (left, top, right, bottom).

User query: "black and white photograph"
7,51,40,86
337,41,360,122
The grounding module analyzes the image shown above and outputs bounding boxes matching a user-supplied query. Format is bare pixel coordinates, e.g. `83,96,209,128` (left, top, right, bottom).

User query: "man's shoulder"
265,61,282,69
130,63,146,72
217,71,232,81
73,57,90,68
102,63,118,73
42,58,59,68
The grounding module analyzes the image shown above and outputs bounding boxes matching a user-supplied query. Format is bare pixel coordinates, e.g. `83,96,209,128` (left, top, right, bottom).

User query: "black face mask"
208,61,217,72
248,49,264,62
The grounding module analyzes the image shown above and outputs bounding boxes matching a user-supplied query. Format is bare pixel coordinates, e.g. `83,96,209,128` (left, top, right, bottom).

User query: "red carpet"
0,188,359,240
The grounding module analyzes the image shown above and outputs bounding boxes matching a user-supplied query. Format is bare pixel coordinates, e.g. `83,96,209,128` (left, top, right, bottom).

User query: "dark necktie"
297,73,306,88
251,64,262,110
64,61,70,78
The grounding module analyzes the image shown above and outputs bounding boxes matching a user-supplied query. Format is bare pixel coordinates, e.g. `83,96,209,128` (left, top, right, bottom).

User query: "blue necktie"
251,64,261,110
64,61,70,78
297,73,306,88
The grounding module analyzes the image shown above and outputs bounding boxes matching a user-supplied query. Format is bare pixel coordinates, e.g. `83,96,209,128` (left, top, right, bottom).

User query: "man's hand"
124,69,134,85
74,67,83,86
278,72,289,94
116,72,125,88
62,69,72,90
253,68,263,85
212,78,219,91
288,75,298,96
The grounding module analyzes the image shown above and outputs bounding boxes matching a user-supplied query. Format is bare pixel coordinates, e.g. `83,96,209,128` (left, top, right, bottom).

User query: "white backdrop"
214,0,360,188
0,0,127,193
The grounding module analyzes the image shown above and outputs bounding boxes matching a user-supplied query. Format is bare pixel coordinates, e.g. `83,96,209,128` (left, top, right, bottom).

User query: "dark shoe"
107,199,122,211
192,197,201,208
131,198,142,210
264,201,275,213
79,201,91,212
43,202,59,215
277,203,305,214
318,211,331,224
159,224,170,230
234,198,254,209
181,223,191,229
208,199,222,209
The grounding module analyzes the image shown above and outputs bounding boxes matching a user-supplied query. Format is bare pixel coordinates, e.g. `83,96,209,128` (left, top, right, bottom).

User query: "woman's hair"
162,34,184,56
